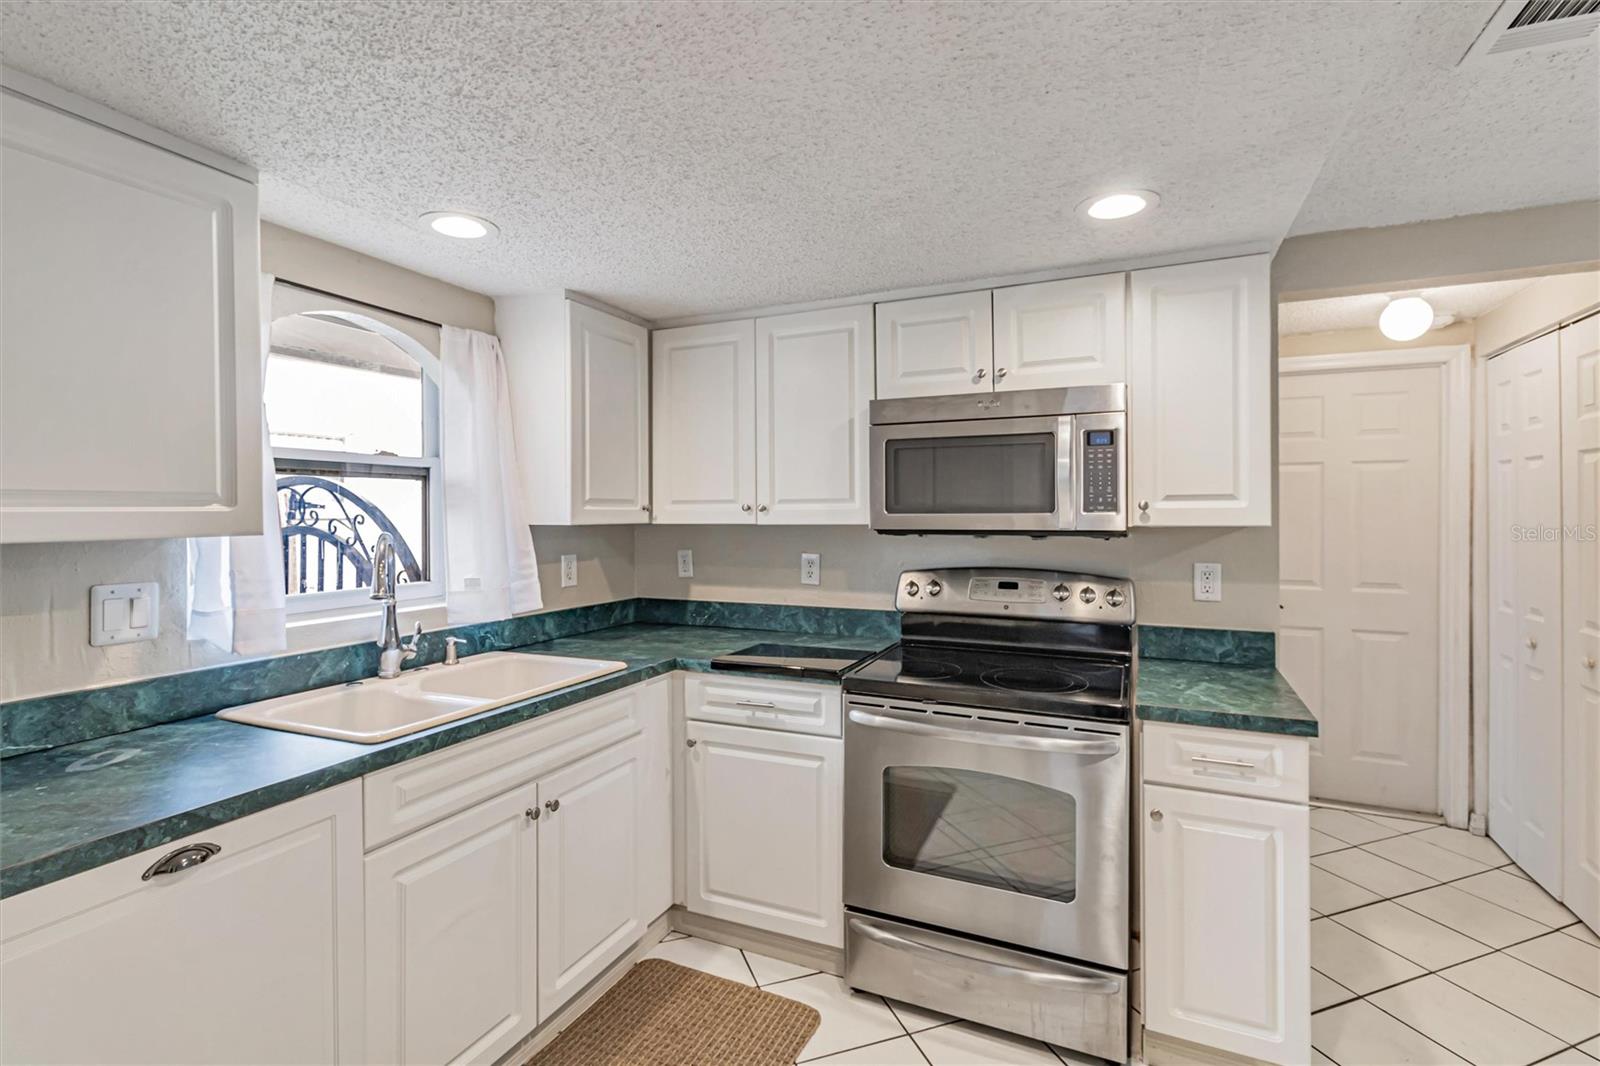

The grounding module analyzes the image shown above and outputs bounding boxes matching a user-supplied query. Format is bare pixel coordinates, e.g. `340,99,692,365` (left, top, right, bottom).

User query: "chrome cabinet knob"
641,504,650,512
974,368,987,381
1586,657,1597,670
686,738,698,748
1104,588,1126,608
545,799,560,814
1079,586,1097,604
1150,809,1163,823
741,503,752,512
1527,637,1538,650
903,580,920,597
1138,501,1150,513
1052,583,1071,602
925,579,942,596
995,367,1008,380
525,806,540,822
757,504,768,513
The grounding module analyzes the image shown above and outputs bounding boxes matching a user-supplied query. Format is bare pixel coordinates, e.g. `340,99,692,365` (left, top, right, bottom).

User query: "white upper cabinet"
1,88,262,544
992,274,1126,391
875,290,993,398
755,305,874,524
1129,254,1272,527
500,295,651,524
652,320,758,523
653,308,873,525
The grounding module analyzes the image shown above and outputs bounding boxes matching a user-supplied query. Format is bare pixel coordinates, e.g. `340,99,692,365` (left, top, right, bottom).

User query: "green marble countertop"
0,624,891,899
1135,657,1317,737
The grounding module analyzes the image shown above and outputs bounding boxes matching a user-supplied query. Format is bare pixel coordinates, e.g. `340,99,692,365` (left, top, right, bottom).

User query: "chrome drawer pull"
1190,754,1257,769
142,843,221,881
734,699,776,709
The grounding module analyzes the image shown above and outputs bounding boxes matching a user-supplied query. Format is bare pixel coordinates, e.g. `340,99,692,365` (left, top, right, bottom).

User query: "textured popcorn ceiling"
1,1,1594,319
1277,278,1535,336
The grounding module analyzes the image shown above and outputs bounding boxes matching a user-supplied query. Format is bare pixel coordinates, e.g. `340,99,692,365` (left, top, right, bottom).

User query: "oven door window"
882,433,1056,514
882,766,1076,902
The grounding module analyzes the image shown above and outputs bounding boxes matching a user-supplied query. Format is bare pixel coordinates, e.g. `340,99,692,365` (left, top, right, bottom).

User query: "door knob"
974,368,987,381
741,503,752,512
686,738,698,748
1138,501,1150,513
995,367,1008,380
525,806,540,822
757,504,768,513
1150,809,1164,823
545,799,560,813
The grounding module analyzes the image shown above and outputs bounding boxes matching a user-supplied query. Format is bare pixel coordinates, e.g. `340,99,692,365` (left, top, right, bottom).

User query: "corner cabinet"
1,86,263,543
0,783,365,1065
499,295,651,524
653,306,873,524
1128,255,1272,526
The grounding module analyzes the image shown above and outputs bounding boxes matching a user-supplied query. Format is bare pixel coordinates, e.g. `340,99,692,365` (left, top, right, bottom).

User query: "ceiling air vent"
1460,0,1600,63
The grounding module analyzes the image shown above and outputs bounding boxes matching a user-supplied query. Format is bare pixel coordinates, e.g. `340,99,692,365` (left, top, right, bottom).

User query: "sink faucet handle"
401,621,422,661
443,636,465,665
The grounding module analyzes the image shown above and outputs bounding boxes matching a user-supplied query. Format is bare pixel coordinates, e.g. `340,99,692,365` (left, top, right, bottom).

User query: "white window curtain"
186,273,288,655
440,326,542,623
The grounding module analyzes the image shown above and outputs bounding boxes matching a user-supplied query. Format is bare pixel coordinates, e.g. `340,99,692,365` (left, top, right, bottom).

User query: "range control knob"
1104,588,1126,608
1052,583,1071,602
903,579,920,598
925,579,943,597
1079,586,1098,604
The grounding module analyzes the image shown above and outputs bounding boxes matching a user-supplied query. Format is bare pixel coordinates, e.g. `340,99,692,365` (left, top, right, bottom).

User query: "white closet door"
650,320,757,523
755,305,873,524
1561,314,1600,931
1488,332,1564,893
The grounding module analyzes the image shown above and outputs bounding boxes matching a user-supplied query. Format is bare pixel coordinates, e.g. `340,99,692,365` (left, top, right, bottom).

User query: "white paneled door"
651,320,757,523
1488,332,1565,893
569,301,651,522
755,305,873,523
874,290,993,398
1278,361,1443,813
992,273,1126,391
1561,315,1600,930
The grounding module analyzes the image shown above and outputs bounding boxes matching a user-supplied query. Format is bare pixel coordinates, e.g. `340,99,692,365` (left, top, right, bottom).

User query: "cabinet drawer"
1142,722,1308,803
364,687,642,849
684,673,841,736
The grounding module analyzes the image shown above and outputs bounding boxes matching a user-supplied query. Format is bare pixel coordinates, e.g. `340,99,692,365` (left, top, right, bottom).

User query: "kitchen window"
264,286,445,613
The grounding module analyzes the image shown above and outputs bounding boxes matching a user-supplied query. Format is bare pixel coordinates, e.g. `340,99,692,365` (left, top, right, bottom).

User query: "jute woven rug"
528,958,821,1066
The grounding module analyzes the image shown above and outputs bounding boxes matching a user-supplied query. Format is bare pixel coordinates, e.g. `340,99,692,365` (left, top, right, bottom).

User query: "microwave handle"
847,706,1121,756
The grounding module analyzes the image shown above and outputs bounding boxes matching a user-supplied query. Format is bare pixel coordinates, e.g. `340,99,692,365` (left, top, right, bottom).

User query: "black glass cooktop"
710,643,879,681
843,641,1131,722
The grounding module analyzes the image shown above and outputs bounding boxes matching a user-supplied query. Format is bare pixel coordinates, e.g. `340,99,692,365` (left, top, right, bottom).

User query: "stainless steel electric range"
841,567,1133,1062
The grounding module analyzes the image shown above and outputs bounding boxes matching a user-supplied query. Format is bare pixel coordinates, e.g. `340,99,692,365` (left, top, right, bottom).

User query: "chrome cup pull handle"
142,842,221,881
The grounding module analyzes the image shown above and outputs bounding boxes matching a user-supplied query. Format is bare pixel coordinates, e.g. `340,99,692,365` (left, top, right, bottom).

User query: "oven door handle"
848,917,1122,994
847,707,1121,756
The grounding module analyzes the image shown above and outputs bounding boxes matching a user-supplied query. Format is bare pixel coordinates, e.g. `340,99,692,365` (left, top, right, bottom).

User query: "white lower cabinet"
685,718,844,946
365,783,540,1066
1142,780,1309,1065
0,783,364,1065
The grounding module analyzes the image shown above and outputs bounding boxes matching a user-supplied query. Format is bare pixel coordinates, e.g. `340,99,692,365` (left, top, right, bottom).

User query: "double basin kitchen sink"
217,652,628,744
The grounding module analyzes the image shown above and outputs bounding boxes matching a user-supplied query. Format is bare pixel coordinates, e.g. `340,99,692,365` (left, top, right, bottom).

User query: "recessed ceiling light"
420,211,498,240
1079,190,1159,221
1378,295,1435,341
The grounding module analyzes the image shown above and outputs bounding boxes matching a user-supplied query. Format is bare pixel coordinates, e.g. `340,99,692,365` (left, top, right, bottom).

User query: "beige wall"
634,525,1278,630
1279,321,1476,359
1473,270,1600,357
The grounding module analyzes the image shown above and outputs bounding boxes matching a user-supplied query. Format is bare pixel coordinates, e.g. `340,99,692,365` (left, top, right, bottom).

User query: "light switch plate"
560,555,578,588
677,550,694,578
1193,562,1222,602
800,553,821,586
90,582,160,646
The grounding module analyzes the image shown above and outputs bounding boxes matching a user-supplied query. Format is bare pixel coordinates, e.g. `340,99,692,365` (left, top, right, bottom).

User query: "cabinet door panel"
1,783,363,1065
1,90,261,542
651,320,756,522
756,305,873,524
1142,784,1308,1065
875,290,993,398
538,737,643,1019
685,720,843,946
572,301,650,522
993,274,1126,390
365,784,539,1066
1129,255,1271,526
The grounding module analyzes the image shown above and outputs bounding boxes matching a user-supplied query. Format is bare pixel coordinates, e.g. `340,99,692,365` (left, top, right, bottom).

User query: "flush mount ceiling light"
420,211,498,240
1079,190,1160,221
1378,295,1436,341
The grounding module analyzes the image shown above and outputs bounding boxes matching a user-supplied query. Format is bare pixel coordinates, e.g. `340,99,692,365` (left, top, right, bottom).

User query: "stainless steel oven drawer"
845,912,1127,1062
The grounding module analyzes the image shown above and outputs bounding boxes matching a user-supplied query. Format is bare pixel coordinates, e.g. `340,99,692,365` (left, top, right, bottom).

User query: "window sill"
285,598,450,654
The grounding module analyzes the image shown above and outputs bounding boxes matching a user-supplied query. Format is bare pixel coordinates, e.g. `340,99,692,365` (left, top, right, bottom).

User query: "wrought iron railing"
278,475,422,595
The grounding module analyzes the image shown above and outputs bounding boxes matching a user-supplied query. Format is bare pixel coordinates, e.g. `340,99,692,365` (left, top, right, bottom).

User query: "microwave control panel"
1082,429,1121,513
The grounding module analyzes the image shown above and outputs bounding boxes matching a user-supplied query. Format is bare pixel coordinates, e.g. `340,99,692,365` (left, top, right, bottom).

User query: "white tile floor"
1310,804,1600,1066
643,932,1100,1064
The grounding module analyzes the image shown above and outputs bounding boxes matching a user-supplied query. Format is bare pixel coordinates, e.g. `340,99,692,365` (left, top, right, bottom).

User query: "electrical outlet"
677,549,694,578
1193,562,1222,602
800,553,820,586
560,555,578,588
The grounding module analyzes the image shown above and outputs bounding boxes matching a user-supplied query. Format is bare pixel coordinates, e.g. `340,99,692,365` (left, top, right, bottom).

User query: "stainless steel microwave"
869,385,1127,535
